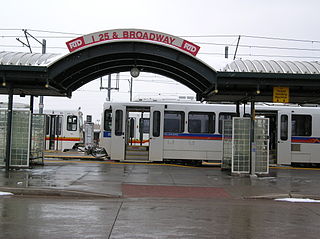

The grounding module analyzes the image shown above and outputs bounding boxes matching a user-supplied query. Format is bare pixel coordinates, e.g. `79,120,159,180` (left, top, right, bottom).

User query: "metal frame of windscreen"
0,109,31,168
0,110,7,167
30,114,46,165
254,118,269,174
222,119,232,170
231,117,251,174
84,122,94,148
10,110,31,167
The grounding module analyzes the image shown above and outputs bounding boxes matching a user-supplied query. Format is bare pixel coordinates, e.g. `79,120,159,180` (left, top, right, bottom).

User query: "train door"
149,105,164,161
46,115,62,151
256,110,278,164
277,111,292,164
110,105,126,160
125,107,150,161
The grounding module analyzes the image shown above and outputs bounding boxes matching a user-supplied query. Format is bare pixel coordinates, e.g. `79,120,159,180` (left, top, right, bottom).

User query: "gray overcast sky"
1,0,319,121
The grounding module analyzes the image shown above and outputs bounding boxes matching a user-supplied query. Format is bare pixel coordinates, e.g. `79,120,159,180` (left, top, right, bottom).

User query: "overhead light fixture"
213,82,218,94
45,79,49,88
256,85,260,94
130,67,140,78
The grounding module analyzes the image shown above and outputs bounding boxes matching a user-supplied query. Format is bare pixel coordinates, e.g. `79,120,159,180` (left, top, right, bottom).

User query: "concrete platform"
1,158,320,200
2,159,320,238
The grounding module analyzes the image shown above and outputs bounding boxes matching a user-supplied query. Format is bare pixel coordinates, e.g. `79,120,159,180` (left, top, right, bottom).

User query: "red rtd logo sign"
182,41,200,55
66,37,85,52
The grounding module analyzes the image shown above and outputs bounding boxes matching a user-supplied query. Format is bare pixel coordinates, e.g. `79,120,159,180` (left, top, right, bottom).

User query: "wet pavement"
1,159,320,199
1,196,320,238
1,159,320,238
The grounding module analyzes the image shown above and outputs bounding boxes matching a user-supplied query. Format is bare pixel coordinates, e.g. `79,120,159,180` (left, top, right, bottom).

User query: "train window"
188,112,215,133
67,115,77,131
280,115,288,140
153,111,161,137
45,115,50,135
115,110,123,136
164,111,185,133
56,116,62,135
129,118,135,138
139,118,150,134
219,113,237,134
292,115,312,136
104,110,112,131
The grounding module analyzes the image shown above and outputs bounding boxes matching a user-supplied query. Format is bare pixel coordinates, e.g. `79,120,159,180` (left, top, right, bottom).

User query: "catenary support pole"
130,77,133,102
107,74,111,101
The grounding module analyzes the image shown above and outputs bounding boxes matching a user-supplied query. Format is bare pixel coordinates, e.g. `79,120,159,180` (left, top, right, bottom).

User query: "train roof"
103,101,320,112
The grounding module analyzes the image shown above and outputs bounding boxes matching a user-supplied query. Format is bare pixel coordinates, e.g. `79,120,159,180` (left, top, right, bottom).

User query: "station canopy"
1,49,320,103
204,59,320,103
0,51,61,96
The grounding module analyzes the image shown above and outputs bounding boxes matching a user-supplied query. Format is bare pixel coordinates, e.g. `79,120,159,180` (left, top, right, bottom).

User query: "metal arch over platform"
47,41,217,98
1,28,320,104
204,59,320,103
0,29,218,100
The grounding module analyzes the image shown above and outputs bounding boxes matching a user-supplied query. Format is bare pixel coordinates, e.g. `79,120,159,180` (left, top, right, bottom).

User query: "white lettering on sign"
66,37,85,52
183,42,197,53
69,40,82,49
66,29,200,56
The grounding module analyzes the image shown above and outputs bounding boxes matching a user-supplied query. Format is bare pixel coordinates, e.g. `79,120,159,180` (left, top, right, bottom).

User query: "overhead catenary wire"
1,29,320,60
194,42,320,52
0,28,83,36
180,34,320,44
1,29,320,43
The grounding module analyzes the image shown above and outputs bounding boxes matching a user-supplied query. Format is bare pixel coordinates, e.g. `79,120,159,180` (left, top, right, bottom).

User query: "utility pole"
129,77,133,102
107,74,111,101
233,35,241,60
100,74,120,101
17,29,47,113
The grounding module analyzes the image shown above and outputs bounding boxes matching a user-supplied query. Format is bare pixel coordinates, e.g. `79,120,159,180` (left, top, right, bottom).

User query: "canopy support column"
5,85,13,171
250,100,256,176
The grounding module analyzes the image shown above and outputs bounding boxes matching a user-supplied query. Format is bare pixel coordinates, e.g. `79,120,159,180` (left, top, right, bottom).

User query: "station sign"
66,29,200,56
273,87,289,103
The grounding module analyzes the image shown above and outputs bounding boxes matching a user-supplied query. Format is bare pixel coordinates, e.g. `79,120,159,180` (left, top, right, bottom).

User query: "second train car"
100,101,320,165
45,109,83,151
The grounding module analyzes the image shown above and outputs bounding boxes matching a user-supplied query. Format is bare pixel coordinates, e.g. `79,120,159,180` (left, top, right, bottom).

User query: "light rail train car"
100,101,320,165
45,109,83,151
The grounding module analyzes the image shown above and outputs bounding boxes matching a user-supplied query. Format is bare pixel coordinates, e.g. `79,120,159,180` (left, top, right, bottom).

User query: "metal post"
107,74,111,101
236,101,240,117
5,85,13,171
30,96,34,113
39,39,46,114
29,96,34,160
250,100,256,176
130,77,133,102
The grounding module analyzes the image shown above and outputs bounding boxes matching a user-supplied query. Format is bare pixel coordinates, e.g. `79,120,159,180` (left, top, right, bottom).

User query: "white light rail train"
100,101,320,165
44,109,83,151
